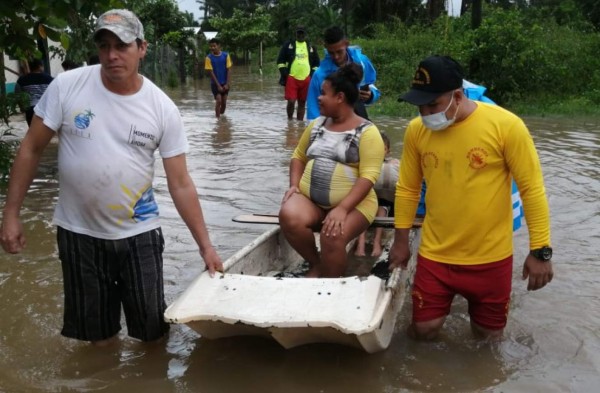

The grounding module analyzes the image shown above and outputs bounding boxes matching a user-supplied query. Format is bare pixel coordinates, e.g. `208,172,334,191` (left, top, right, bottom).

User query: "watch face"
531,247,552,261
542,247,552,260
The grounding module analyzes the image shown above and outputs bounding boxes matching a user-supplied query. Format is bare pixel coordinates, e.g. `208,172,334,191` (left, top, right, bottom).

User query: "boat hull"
164,226,420,353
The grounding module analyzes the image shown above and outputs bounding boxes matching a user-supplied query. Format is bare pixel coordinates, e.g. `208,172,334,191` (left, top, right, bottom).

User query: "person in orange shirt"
389,55,553,340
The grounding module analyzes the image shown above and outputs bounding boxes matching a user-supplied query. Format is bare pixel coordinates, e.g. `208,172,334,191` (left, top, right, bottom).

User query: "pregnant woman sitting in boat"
279,63,385,278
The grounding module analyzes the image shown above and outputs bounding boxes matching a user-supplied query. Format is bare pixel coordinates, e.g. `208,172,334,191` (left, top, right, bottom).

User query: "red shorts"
412,254,513,330
285,75,310,101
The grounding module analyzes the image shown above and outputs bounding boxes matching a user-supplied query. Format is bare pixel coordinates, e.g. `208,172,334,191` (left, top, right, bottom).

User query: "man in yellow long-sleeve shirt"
389,55,554,340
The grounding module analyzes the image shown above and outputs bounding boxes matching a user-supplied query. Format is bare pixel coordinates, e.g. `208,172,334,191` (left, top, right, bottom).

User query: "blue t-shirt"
205,51,231,85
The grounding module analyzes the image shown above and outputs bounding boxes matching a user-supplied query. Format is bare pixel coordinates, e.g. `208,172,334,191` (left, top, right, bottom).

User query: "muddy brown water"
1,68,599,392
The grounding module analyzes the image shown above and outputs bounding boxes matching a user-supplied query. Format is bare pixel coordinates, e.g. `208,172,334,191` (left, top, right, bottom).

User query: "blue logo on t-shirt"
74,109,95,129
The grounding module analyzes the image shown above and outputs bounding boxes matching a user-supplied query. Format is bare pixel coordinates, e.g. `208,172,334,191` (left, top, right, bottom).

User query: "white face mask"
421,95,459,131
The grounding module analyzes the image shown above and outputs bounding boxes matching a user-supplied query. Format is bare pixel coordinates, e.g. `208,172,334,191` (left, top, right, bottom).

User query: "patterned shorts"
57,226,170,342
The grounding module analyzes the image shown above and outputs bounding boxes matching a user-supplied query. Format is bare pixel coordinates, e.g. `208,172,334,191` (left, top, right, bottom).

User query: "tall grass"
259,9,600,117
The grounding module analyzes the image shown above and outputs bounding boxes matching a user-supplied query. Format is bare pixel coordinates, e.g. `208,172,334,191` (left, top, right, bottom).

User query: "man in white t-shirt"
0,9,223,346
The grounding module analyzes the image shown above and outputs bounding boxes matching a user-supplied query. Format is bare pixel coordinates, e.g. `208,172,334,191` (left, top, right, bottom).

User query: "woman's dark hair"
324,62,363,105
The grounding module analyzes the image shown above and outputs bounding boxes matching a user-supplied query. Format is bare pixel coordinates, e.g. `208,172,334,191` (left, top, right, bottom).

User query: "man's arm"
204,56,221,89
225,54,232,87
277,42,289,85
388,124,421,270
1,116,54,253
162,154,223,276
388,228,412,270
360,55,381,105
504,118,553,290
309,45,320,75
306,72,322,120
276,41,288,67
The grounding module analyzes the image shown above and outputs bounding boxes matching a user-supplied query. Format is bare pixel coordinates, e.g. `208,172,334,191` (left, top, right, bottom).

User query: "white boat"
164,217,421,353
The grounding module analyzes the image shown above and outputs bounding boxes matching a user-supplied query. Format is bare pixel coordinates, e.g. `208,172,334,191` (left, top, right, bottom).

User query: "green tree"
347,0,425,35
136,0,198,83
271,0,341,43
0,0,116,95
0,0,116,180
209,5,276,62
203,0,273,18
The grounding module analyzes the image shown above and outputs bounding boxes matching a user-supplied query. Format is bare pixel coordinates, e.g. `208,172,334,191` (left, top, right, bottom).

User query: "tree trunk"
469,0,482,75
460,0,469,16
179,45,186,84
471,0,482,29
427,0,446,21
1,52,6,98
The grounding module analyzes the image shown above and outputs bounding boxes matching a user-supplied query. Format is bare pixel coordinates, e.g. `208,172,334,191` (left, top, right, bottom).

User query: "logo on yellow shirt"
467,147,489,169
421,151,439,168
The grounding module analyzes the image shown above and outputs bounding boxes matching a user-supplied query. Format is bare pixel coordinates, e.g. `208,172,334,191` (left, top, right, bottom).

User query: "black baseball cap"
398,55,464,105
296,26,306,33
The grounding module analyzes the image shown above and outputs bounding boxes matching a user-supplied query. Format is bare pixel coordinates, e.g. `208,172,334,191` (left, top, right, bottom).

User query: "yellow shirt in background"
289,41,311,81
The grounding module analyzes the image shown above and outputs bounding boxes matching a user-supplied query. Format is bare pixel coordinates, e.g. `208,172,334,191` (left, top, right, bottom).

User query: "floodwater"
1,68,599,393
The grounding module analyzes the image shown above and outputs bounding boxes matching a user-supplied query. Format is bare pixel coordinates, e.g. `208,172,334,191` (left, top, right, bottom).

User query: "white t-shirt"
374,157,399,202
35,65,188,240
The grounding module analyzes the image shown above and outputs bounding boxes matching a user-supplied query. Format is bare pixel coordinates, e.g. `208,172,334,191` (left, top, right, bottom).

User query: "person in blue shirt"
306,26,380,121
205,38,232,119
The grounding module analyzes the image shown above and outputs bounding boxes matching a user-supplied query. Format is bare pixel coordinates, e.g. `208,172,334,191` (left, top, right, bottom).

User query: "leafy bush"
352,7,600,115
0,136,17,183
0,93,28,181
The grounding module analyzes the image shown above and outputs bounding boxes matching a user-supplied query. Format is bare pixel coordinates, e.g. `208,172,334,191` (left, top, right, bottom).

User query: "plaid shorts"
57,226,170,342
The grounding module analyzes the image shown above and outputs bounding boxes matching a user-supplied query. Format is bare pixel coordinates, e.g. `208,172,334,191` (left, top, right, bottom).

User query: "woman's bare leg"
319,210,370,277
279,194,325,276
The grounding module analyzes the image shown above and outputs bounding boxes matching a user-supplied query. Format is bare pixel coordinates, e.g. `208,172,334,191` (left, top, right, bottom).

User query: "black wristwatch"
530,246,553,262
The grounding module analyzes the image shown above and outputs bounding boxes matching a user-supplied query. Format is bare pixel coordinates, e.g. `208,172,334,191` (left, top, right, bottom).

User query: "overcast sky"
177,0,202,19
175,0,462,21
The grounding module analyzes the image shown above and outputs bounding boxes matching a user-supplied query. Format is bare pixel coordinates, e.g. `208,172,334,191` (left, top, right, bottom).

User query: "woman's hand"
322,206,349,237
282,186,301,204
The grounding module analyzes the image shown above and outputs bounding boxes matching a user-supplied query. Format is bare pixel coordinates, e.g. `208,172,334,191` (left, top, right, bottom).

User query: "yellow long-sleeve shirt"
395,102,551,265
